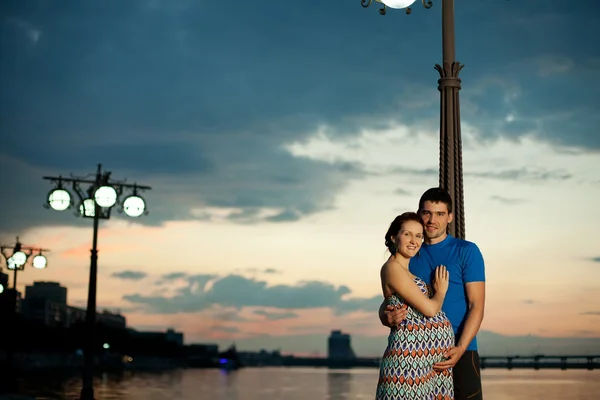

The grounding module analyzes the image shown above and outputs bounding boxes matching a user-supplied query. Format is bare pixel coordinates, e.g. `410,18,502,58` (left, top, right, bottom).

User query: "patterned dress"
376,277,455,400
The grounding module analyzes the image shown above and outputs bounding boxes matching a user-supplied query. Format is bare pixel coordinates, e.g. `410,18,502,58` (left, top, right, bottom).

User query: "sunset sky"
1,0,599,357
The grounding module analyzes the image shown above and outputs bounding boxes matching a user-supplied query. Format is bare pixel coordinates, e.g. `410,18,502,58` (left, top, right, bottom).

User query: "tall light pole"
43,164,151,400
361,0,466,239
0,237,48,395
0,237,49,295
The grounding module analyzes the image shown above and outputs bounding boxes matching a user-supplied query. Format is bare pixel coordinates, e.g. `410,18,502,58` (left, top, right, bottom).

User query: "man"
379,187,486,400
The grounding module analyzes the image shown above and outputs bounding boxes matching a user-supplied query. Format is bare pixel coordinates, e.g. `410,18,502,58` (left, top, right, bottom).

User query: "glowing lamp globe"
33,254,48,269
123,195,146,217
80,198,96,217
94,186,118,208
11,251,27,267
381,0,417,9
94,186,117,207
0,283,4,294
48,189,71,211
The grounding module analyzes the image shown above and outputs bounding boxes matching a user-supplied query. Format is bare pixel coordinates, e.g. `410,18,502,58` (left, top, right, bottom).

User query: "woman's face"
393,220,424,258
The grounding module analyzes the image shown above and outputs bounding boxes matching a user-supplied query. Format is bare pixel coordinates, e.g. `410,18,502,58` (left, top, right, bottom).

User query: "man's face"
419,200,453,241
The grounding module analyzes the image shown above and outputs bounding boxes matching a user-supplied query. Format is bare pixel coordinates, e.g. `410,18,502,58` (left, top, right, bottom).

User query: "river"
13,367,600,399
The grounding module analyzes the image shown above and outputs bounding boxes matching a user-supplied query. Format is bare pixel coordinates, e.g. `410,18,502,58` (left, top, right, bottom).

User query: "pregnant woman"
376,212,455,400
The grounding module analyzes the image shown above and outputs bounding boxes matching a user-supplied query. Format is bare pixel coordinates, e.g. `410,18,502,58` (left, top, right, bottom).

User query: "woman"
376,212,455,400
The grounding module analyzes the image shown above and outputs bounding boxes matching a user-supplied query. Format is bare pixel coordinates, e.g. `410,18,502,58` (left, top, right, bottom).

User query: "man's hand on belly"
432,345,466,371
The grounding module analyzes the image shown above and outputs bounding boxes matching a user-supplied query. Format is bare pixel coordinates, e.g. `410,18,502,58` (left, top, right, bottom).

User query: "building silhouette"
130,328,184,346
0,278,186,349
25,281,67,304
21,281,126,329
327,330,356,361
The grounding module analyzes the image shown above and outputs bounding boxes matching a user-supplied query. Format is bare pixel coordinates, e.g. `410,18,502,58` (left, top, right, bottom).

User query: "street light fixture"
0,237,50,293
0,237,48,395
361,0,466,239
32,252,48,269
43,164,151,400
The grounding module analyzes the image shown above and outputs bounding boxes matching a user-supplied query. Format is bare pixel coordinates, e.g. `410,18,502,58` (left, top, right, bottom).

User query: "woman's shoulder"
381,260,410,278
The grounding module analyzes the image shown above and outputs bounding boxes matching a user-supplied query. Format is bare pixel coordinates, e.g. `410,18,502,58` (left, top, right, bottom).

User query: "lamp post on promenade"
0,236,49,294
361,0,466,239
0,237,48,394
43,164,151,400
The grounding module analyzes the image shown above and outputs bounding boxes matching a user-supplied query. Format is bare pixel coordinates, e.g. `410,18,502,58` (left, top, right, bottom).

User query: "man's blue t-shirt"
409,235,485,351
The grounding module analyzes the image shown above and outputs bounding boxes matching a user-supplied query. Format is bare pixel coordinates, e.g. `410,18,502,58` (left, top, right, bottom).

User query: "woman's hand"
433,265,449,295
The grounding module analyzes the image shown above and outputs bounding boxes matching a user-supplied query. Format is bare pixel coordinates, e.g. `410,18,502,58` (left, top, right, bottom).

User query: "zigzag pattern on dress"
376,277,455,400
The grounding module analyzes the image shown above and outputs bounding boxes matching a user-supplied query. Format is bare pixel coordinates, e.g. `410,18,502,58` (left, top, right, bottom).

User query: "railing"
279,355,600,370
479,355,600,370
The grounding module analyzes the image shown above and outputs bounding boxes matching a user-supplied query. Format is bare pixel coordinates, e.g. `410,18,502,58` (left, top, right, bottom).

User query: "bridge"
479,355,600,370
278,355,600,370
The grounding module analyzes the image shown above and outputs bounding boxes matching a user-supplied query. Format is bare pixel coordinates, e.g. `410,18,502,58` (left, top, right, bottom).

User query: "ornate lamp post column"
362,0,466,239
43,164,151,400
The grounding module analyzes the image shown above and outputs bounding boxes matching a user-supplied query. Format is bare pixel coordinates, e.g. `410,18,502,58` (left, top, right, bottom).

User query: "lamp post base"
79,387,95,400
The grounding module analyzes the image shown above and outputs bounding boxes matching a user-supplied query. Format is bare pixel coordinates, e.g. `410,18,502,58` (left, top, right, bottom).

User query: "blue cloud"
123,274,371,314
253,310,298,321
1,0,598,231
111,270,148,281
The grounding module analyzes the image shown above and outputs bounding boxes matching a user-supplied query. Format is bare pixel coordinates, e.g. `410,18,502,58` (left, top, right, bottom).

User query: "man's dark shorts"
453,350,483,400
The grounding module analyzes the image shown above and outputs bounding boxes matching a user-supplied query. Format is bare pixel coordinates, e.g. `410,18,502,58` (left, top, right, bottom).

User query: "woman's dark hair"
384,212,424,255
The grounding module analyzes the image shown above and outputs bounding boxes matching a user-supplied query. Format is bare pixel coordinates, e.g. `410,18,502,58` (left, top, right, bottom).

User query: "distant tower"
327,330,356,360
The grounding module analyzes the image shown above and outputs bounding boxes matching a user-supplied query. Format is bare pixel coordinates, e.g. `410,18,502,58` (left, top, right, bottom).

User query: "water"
14,368,600,400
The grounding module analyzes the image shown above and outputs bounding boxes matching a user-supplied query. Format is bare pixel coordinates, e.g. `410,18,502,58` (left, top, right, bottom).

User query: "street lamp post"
0,237,48,395
361,0,466,239
43,164,151,400
0,236,49,295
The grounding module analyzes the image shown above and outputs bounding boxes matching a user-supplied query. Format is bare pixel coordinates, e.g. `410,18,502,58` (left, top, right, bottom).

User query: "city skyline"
1,0,599,357
3,274,599,357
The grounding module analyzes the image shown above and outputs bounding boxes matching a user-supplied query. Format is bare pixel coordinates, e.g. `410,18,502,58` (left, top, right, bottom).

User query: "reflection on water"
13,368,600,400
327,371,352,399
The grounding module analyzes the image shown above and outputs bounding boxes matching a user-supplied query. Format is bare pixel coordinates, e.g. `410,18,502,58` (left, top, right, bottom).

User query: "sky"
1,0,599,357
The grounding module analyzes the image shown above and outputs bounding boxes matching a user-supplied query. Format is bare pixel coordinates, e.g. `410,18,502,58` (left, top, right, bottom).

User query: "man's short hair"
418,187,453,214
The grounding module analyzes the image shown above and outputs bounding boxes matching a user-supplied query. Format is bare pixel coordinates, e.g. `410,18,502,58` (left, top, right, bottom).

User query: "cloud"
210,309,253,322
5,18,42,45
394,188,412,196
253,310,298,321
2,0,599,234
123,274,373,315
523,299,535,305
111,270,148,281
468,167,571,182
155,272,189,284
390,166,437,177
236,267,281,275
581,311,600,316
212,326,240,334
531,55,575,77
591,257,600,263
490,195,527,205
